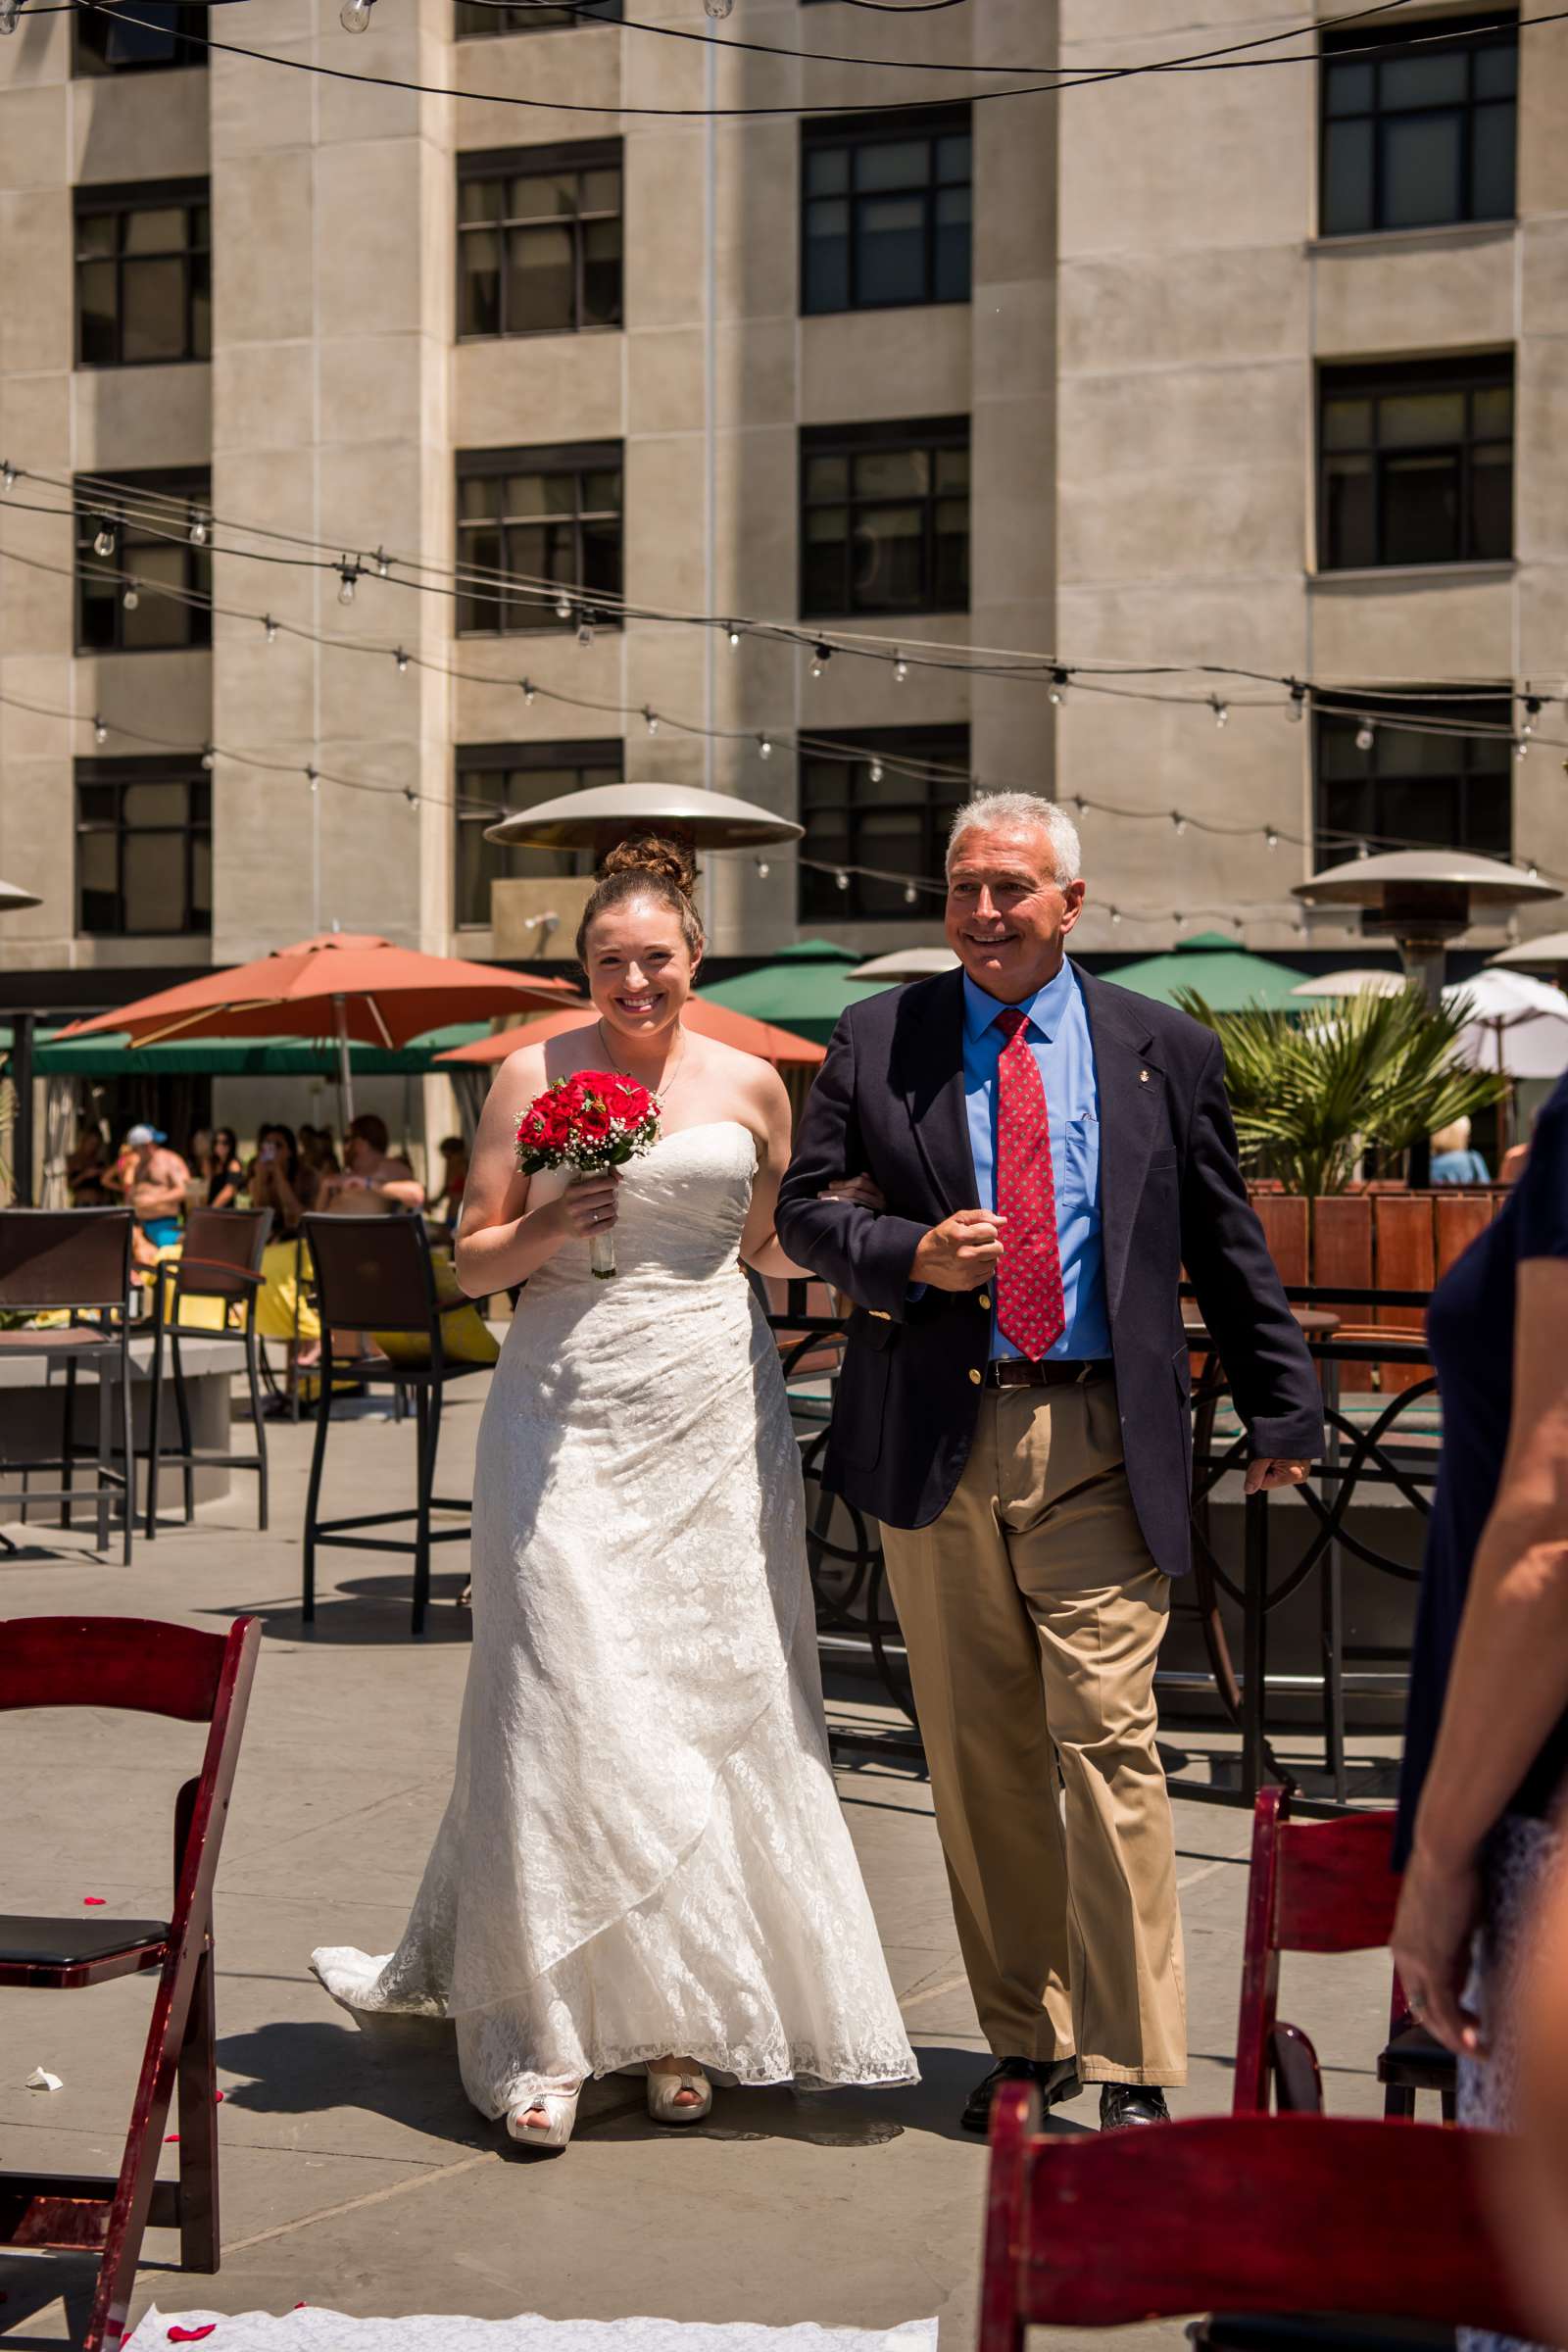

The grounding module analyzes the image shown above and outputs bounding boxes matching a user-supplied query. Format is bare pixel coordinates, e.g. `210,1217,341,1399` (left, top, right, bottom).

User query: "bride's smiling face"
585,898,699,1044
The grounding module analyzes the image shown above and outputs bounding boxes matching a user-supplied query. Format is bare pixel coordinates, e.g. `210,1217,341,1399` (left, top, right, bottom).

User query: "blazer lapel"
1076,964,1163,1323
896,970,979,1217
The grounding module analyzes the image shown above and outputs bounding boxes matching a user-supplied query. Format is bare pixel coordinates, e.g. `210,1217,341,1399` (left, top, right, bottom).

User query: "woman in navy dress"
1394,1070,1568,2352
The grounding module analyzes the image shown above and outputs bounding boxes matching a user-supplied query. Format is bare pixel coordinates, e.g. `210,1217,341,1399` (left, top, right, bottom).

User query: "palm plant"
1175,985,1504,1197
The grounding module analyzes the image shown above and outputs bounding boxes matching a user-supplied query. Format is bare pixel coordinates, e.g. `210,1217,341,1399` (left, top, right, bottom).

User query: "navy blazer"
773,962,1324,1575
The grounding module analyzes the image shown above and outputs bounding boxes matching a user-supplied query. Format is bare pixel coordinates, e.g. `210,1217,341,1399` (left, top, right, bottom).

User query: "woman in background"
206,1126,245,1209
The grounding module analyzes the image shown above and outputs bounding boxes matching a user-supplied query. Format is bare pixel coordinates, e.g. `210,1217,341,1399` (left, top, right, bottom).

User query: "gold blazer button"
968,1367,983,1387
978,1292,992,1310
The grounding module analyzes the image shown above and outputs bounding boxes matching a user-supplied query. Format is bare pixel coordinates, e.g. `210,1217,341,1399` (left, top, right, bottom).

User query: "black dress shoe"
960,2055,1081,2135
1099,2083,1171,2130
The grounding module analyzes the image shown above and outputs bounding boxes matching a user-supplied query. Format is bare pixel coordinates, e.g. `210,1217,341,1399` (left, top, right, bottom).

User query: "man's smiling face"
944,822,1087,1004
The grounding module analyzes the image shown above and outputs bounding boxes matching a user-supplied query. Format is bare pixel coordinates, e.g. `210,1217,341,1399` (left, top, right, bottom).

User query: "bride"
312,836,917,2151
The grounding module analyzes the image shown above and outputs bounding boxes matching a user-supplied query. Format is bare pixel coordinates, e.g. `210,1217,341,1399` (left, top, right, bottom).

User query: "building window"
801,106,971,316
1314,691,1511,869
799,728,969,922
75,760,212,937
455,0,620,35
75,469,213,655
74,180,211,368
74,1,209,74
456,445,622,634
801,418,968,618
458,143,622,340
1318,354,1512,570
1320,15,1517,237
456,742,622,929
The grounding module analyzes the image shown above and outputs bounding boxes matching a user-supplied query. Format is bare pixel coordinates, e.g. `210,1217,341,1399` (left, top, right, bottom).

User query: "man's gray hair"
947,792,1082,886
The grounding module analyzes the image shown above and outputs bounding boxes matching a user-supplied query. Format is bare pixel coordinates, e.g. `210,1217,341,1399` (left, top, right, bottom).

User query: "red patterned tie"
993,1005,1066,1361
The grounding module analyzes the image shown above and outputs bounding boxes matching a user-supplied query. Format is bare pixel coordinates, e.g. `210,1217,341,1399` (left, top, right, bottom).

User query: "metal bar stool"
0,1209,135,1562
146,1206,273,1540
299,1213,489,1636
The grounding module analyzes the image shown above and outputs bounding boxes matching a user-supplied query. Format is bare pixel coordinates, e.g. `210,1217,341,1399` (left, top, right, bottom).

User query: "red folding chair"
0,1614,261,2351
1235,1785,1454,2120
980,2083,1533,2352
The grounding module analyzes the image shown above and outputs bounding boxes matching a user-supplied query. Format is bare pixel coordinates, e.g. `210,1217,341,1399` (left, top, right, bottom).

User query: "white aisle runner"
129,2311,941,2352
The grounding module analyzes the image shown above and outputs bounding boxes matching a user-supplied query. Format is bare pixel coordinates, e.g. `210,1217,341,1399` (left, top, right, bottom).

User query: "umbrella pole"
334,994,355,1128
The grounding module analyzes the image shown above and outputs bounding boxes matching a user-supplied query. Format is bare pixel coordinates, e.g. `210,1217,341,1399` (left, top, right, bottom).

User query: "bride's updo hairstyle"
575,832,706,967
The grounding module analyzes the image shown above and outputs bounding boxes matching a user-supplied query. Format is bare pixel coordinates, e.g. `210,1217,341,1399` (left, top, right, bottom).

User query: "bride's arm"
454,1049,620,1298
739,1069,817,1281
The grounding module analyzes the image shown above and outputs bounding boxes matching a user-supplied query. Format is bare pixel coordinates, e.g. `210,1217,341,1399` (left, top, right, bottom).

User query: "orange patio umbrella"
63,932,580,1118
437,997,827,1070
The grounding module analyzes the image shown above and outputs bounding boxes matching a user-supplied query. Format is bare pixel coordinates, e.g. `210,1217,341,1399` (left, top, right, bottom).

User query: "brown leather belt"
985,1357,1113,1391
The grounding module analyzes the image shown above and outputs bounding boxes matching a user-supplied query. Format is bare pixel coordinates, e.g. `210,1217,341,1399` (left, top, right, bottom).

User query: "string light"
1049,668,1070,707
1264,827,1280,850
554,591,573,623
1355,719,1376,753
1171,812,1188,835
200,744,216,771
1287,681,1307,723
703,0,735,15
903,885,919,906
643,706,660,736
92,518,117,559
835,870,851,893
521,679,537,706
0,461,15,489
869,758,885,784
1210,696,1229,730
264,614,278,644
188,510,210,547
756,858,770,879
394,646,410,675
370,547,392,579
339,0,373,28
0,2,22,35
576,612,597,649
122,583,139,612
1516,738,1529,761
92,714,108,746
337,562,360,606
728,623,742,649
894,655,908,684
758,734,773,760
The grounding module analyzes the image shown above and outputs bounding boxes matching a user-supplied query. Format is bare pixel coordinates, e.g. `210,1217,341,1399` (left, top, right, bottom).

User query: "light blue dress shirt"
962,963,1110,1362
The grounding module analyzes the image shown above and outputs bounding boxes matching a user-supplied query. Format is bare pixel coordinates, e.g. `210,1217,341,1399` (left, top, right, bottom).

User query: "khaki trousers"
880,1378,1187,2085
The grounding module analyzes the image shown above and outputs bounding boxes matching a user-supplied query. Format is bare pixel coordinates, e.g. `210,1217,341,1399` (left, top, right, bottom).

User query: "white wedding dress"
312,1120,917,2117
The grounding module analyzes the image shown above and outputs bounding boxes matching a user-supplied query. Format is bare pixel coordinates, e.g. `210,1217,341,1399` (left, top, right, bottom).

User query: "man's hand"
1244,1457,1310,1494
909,1209,1005,1294
1391,1843,1485,2059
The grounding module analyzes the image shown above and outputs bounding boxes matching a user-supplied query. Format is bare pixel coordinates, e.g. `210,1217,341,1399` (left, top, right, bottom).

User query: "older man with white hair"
776,791,1323,2132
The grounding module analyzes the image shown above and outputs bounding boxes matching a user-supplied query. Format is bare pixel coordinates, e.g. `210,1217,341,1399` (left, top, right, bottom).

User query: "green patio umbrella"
700,940,893,1046
24,1022,489,1078
1102,931,1305,1013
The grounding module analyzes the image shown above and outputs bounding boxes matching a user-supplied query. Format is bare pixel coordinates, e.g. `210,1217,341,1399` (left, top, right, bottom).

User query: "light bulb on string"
188,510,209,547
577,612,597,649
0,3,23,37
370,548,391,579
264,614,278,644
1522,694,1543,736
0,461,16,490
1109,908,1123,926
1528,859,1541,881
893,655,908,684
394,647,410,675
1355,840,1371,860
904,885,918,906
92,715,108,747
1287,681,1306,723
1515,738,1529,762
809,642,832,679
756,859,770,880
92,518,117,559
757,734,772,761
337,562,360,606
1073,796,1088,818
521,679,537,707
703,0,734,16
1264,827,1280,850
122,583,139,612
868,759,884,785
554,591,573,623
727,623,742,650
1049,668,1070,707
1171,811,1188,836
835,870,851,894
643,707,659,737
1355,719,1376,754
1210,696,1229,729
340,0,373,29
200,745,216,772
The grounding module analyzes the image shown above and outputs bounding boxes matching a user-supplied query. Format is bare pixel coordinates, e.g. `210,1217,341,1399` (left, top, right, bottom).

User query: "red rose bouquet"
514,1069,661,1280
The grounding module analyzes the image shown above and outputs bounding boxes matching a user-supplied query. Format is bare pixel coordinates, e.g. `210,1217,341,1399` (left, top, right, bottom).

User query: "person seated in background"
66,1122,112,1205
430,1134,468,1226
248,1123,314,1233
205,1125,245,1209
1431,1114,1492,1185
299,1123,342,1189
319,1112,423,1215
122,1124,191,1260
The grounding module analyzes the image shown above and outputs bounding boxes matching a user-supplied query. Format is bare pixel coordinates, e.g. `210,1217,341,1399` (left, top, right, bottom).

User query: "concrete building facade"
0,0,1564,1000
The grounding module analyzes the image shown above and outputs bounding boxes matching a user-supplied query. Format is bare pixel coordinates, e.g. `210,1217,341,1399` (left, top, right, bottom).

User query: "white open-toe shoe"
506,2086,580,2153
646,2068,712,2128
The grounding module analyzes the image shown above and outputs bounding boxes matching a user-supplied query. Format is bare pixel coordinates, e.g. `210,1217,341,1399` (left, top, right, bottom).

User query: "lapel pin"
1139,1068,1151,1084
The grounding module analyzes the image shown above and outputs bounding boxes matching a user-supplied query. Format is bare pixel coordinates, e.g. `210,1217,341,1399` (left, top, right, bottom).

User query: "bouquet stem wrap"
515,1068,662,1286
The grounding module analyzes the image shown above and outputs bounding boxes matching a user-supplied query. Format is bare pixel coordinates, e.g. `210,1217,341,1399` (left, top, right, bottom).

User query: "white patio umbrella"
1443,968,1568,1082
1290,968,1407,1001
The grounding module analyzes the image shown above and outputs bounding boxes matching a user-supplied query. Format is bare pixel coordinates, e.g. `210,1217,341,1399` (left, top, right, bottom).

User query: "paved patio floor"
1,1381,1400,2352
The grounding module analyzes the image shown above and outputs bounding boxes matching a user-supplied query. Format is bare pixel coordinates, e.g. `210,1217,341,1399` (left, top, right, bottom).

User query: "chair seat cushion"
0,1913,169,1967
1202,2317,1454,2352
1378,2020,1457,2088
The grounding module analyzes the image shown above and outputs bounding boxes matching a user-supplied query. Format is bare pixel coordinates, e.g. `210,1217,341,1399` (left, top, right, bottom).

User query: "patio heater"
1292,850,1561,1184
0,875,43,1205
1488,927,1568,991
483,780,804,866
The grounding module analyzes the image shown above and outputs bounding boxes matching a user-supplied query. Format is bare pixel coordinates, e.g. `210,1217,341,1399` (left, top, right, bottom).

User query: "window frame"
799,103,973,317
74,466,214,657
457,140,623,343
1316,352,1513,572
454,0,621,38
455,442,624,637
454,738,623,929
1311,688,1513,870
1318,12,1518,238
798,725,971,923
73,1,210,76
74,177,212,371
799,416,970,620
74,757,213,939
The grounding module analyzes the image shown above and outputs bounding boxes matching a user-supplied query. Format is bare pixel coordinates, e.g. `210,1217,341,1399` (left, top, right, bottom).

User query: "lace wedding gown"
312,1120,917,2117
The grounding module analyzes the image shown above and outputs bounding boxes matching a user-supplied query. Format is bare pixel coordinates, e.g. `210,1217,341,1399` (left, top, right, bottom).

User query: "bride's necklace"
597,1017,688,1104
